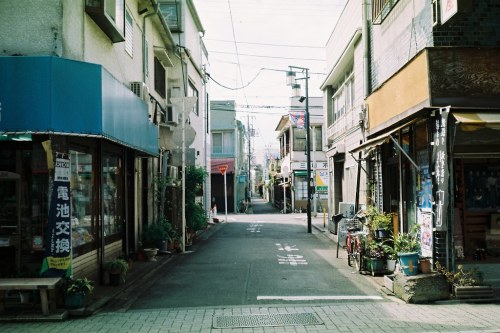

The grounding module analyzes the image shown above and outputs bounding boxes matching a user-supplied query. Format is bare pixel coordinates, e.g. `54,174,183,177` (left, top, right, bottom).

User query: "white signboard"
440,0,458,24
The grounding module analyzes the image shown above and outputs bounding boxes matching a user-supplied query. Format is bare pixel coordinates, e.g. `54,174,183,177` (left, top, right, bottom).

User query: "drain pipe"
142,1,159,83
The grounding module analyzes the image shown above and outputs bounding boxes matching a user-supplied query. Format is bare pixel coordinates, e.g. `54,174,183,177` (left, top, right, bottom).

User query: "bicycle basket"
344,218,362,230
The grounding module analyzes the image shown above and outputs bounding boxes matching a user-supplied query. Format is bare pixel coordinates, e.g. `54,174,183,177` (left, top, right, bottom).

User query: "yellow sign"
46,256,71,270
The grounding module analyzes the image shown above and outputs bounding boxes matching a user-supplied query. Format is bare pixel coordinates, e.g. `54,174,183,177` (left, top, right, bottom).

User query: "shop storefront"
352,107,500,269
0,56,158,280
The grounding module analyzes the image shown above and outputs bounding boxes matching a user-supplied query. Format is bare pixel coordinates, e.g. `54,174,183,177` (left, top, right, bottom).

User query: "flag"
289,112,305,129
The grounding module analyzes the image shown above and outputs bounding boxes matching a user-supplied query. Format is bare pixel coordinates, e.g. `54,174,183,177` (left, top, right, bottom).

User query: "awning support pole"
388,134,420,173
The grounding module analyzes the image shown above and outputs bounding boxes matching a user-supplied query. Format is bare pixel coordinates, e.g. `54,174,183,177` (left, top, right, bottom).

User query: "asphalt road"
128,212,386,310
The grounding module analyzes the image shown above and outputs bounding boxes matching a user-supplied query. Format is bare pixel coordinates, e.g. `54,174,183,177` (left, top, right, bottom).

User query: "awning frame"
349,119,420,173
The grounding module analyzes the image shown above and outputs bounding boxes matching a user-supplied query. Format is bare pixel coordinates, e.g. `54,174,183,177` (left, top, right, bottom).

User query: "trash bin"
331,213,344,235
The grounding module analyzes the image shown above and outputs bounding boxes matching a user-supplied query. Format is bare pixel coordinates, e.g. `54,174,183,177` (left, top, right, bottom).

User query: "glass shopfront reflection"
103,154,122,238
70,150,95,248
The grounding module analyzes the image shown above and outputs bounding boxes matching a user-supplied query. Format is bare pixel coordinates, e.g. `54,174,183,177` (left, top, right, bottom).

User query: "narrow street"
3,198,500,332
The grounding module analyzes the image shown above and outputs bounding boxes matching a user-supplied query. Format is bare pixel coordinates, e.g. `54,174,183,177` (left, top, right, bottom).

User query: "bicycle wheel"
352,246,361,271
357,250,364,272
347,238,353,267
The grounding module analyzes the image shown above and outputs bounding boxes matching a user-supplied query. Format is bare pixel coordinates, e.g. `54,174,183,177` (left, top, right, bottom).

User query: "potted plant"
185,166,209,244
366,240,386,275
393,225,420,276
142,220,171,250
435,262,493,299
104,258,129,285
365,206,393,239
381,242,397,272
63,277,94,309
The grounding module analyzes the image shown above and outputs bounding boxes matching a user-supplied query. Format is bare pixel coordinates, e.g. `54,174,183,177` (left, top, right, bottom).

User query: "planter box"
453,285,494,299
384,274,395,293
366,258,385,276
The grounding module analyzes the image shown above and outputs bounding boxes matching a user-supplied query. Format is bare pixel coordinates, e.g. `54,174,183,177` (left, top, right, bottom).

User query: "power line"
204,38,325,49
227,0,248,106
209,50,325,62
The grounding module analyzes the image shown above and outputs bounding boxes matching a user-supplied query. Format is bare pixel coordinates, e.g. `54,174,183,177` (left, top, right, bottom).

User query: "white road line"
257,295,383,301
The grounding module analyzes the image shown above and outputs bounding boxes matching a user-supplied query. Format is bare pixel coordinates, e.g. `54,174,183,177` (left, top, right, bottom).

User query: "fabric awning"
349,119,417,155
453,112,500,131
211,158,235,174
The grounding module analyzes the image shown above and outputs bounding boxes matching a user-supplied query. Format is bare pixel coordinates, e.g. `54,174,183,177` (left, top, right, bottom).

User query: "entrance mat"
213,312,323,328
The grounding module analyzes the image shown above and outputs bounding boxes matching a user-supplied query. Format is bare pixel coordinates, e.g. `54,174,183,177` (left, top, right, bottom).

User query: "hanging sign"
432,106,450,232
41,153,72,277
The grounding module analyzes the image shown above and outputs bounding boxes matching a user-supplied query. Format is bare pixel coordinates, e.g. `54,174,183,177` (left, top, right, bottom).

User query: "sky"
192,0,347,165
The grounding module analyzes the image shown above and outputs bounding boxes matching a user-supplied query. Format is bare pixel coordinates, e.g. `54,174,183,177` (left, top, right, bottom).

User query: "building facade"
343,0,500,274
321,0,369,231
210,101,246,213
0,0,208,281
275,97,328,213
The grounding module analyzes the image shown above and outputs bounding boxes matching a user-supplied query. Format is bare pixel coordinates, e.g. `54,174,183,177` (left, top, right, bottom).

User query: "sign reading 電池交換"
41,154,72,277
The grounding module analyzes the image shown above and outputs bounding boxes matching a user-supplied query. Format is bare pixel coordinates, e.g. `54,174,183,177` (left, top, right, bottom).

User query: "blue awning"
0,56,158,156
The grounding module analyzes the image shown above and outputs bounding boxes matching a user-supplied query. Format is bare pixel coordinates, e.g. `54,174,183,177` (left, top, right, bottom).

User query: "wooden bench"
0,277,62,315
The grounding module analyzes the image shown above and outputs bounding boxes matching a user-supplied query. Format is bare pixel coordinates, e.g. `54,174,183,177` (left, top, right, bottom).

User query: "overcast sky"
192,0,347,163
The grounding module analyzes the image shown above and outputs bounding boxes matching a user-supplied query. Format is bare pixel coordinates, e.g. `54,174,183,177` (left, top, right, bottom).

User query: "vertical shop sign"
41,153,72,277
432,106,450,232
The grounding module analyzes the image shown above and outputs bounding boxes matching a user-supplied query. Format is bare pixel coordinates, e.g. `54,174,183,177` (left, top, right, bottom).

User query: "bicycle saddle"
347,227,361,232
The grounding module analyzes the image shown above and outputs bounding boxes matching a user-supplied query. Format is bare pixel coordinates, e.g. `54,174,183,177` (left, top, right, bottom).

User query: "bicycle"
345,224,367,271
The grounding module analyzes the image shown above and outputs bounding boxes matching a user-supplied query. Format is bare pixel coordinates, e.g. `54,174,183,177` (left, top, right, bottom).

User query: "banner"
289,112,305,129
41,153,72,277
432,106,450,232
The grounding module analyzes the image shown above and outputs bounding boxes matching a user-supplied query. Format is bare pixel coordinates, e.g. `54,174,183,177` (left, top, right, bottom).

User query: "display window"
102,153,122,239
70,150,95,248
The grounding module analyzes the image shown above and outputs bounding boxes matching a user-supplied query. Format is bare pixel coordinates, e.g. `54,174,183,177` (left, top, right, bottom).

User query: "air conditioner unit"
130,81,150,101
164,104,179,125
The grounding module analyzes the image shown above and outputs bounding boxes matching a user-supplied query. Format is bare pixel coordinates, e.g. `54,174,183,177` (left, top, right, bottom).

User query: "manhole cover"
213,312,323,328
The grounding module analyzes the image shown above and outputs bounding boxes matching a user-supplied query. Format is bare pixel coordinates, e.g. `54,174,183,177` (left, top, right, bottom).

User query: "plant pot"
386,259,397,272
374,228,390,239
453,285,494,299
143,248,158,261
366,258,385,276
158,240,169,253
419,258,432,274
65,292,85,309
398,252,419,276
109,273,122,286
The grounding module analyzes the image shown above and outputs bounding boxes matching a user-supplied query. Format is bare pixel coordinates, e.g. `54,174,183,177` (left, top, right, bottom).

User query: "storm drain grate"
213,312,323,328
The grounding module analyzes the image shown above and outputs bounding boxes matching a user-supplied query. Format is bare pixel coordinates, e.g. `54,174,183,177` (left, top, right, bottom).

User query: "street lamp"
286,66,312,233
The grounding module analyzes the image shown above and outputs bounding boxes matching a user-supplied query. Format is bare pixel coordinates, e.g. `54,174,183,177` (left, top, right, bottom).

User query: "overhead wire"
227,0,248,106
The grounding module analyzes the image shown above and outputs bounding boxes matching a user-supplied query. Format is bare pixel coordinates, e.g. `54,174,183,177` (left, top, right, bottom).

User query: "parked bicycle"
334,209,368,272
346,224,367,271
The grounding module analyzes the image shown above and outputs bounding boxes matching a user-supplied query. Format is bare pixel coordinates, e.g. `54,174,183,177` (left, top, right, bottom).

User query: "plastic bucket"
398,252,419,275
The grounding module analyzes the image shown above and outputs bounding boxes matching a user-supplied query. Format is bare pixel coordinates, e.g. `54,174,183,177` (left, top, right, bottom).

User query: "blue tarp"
0,56,158,156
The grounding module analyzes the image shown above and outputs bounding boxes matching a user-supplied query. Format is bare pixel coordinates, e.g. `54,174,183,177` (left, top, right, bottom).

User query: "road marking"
247,223,262,232
275,243,299,252
257,295,383,301
277,254,308,266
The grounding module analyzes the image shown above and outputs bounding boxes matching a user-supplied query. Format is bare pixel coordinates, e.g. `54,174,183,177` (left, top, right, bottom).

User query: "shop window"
70,150,95,248
103,154,122,238
294,175,308,200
